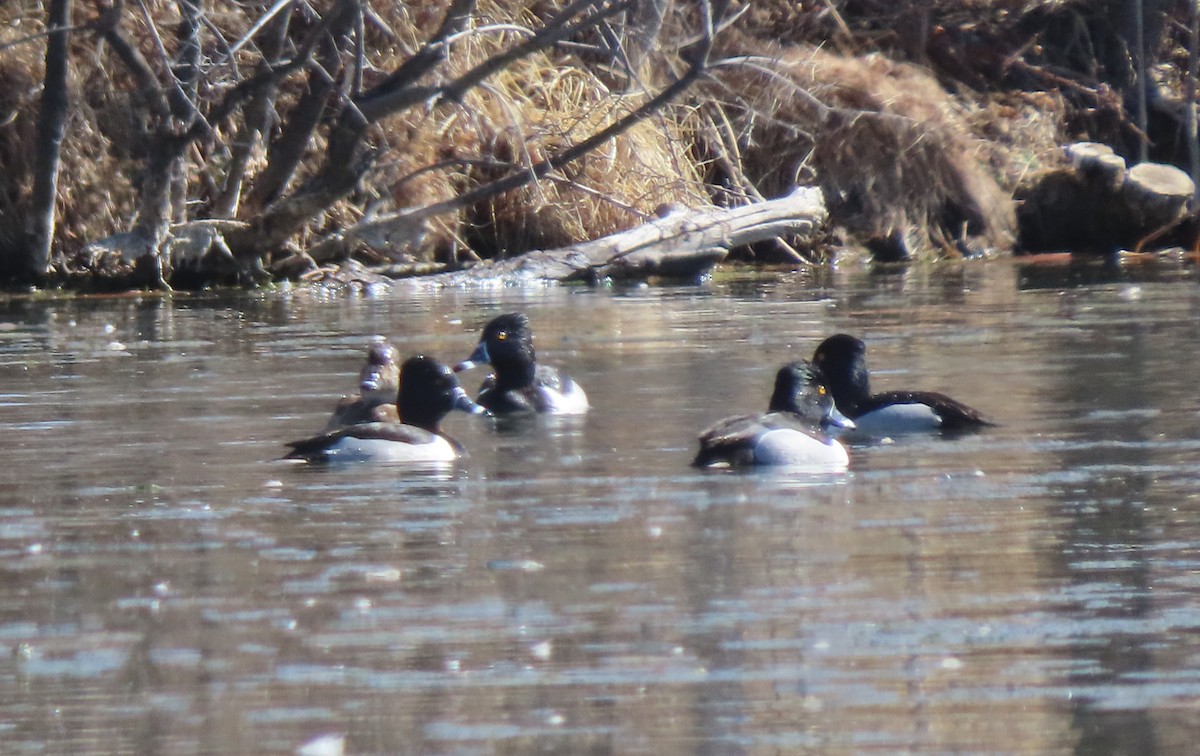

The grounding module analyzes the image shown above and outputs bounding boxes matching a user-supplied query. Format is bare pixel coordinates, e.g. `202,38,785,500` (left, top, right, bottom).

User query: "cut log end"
1124,162,1195,200
1122,162,1195,223
1066,141,1126,188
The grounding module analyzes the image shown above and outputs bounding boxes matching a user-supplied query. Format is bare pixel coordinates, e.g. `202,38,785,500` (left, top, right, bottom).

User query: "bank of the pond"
2,2,1196,292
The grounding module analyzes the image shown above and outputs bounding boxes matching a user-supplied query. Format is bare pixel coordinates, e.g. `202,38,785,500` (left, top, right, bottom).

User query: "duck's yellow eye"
497,331,508,341
818,386,827,396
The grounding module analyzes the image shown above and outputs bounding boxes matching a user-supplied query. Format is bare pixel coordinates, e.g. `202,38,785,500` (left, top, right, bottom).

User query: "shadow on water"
2,262,1200,751
1015,252,1200,291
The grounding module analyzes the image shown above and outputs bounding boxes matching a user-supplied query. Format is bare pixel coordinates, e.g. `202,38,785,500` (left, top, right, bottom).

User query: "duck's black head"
811,334,871,415
768,360,855,430
457,313,537,389
397,355,486,431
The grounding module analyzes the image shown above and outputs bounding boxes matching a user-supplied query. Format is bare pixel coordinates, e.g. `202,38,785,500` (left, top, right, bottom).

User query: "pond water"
2,258,1200,753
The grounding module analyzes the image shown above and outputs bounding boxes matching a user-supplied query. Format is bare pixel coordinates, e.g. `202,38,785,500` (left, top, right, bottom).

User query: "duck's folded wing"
694,413,809,466
710,410,820,439
349,423,440,444
864,390,993,429
530,365,588,414
286,422,440,459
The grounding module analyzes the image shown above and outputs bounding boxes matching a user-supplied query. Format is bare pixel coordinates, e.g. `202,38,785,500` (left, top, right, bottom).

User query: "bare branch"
226,0,295,57
133,0,205,127
26,0,73,282
93,1,171,119
417,0,717,223
355,0,634,123
300,0,721,264
436,0,635,104
213,2,293,217
241,0,361,211
360,0,475,105
0,22,90,54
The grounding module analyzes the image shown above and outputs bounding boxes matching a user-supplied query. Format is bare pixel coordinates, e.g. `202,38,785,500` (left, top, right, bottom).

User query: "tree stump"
1120,162,1194,227
1017,142,1197,254
1065,142,1126,190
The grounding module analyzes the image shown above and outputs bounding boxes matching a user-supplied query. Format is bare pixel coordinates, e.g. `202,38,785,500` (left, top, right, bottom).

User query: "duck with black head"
693,360,855,470
811,334,993,436
455,312,589,415
286,356,486,464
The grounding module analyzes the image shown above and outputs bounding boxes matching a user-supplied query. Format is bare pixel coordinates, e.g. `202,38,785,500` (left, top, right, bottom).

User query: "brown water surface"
2,260,1200,753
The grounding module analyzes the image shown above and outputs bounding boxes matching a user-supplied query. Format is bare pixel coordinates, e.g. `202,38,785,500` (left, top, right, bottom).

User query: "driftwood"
86,186,827,288
424,186,828,286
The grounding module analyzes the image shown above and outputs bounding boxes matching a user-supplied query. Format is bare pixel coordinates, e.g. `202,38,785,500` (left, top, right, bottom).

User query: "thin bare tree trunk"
1189,0,1200,197
213,3,292,217
242,0,360,213
26,0,72,283
130,143,178,288
1136,0,1150,161
171,0,202,224
94,1,191,287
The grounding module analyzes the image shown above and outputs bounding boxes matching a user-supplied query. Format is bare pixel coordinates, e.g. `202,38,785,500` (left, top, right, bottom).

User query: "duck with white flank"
455,313,589,415
287,356,486,464
811,334,993,436
694,360,855,469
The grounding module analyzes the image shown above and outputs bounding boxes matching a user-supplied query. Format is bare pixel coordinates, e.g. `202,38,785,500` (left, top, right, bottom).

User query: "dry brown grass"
0,0,711,269
452,64,706,257
366,2,708,261
0,7,142,268
0,0,1122,276
701,34,1019,257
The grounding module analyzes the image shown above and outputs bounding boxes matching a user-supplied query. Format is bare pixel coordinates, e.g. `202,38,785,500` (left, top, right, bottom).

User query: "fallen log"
422,186,828,286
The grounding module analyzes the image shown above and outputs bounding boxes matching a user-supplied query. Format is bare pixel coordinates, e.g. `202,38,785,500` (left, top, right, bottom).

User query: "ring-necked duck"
693,360,855,469
455,312,589,414
811,333,993,435
286,356,486,463
323,338,401,430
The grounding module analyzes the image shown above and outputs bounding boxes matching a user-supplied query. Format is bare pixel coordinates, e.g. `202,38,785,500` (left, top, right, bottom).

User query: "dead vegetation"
699,34,1018,260
0,0,1193,289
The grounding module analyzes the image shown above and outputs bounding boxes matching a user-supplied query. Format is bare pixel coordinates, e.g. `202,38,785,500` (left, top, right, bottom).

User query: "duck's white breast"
322,435,459,464
753,428,849,469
